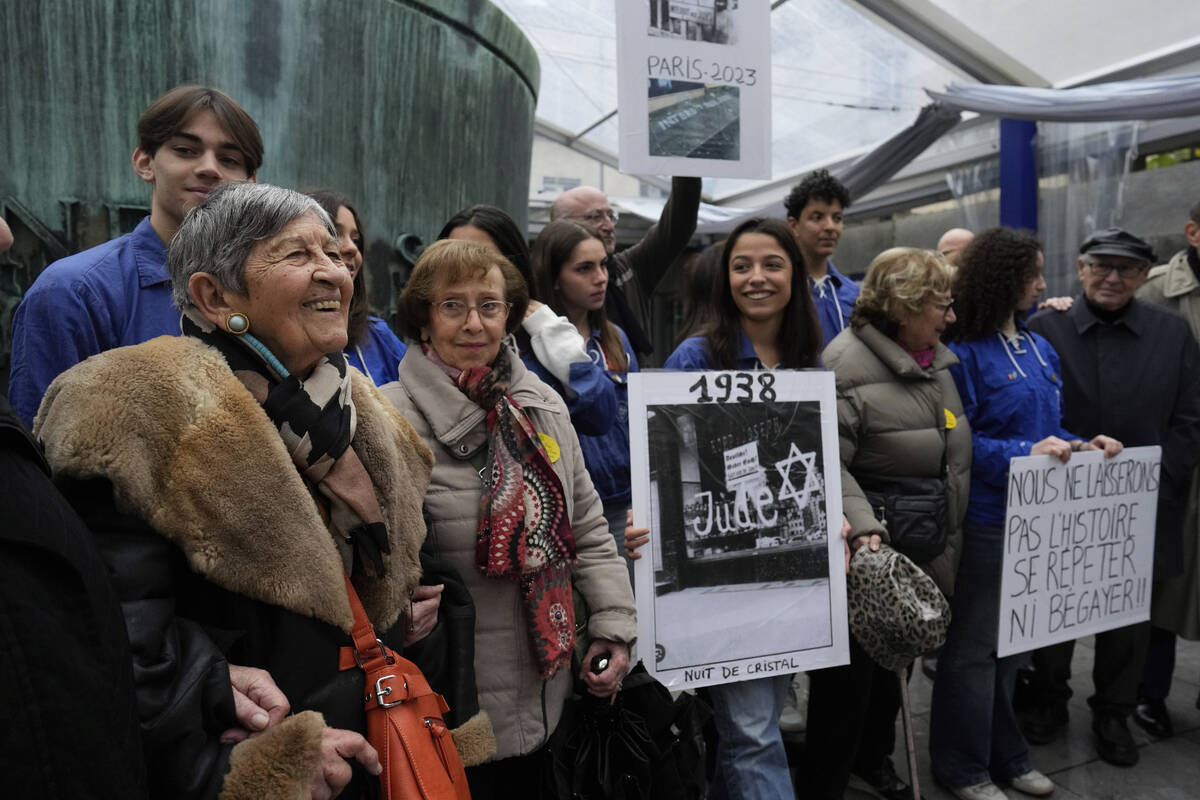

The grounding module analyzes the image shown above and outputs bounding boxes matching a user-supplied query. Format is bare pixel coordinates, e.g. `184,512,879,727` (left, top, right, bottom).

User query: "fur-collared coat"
35,335,493,799
381,347,637,761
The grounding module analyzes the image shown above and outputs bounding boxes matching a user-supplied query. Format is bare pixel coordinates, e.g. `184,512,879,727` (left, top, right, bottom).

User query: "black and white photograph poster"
997,446,1160,658
628,370,849,692
617,0,771,178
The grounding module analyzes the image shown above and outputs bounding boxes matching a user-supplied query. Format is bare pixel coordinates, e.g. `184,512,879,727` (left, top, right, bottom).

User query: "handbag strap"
340,574,447,713
343,573,389,666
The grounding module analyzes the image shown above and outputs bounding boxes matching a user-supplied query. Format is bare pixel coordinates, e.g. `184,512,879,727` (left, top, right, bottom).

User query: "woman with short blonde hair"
804,246,971,800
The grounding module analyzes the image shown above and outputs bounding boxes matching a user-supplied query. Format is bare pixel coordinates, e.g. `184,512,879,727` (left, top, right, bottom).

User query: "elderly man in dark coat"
1023,228,1200,766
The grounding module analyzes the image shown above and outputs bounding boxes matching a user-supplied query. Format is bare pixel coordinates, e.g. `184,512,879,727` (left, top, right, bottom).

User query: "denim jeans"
707,674,794,800
930,520,1035,788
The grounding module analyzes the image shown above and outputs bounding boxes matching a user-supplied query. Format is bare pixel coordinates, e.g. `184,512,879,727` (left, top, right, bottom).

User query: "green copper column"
0,0,539,355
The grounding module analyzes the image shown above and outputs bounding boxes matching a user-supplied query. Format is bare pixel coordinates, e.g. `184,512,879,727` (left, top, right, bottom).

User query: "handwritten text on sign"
997,446,1160,657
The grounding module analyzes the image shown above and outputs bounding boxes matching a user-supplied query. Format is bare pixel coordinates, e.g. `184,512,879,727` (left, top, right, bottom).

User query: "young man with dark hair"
784,169,857,347
8,85,262,425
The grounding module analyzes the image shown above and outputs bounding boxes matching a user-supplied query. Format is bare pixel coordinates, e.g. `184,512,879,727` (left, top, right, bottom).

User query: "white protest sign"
629,370,848,692
616,0,772,178
997,446,1160,657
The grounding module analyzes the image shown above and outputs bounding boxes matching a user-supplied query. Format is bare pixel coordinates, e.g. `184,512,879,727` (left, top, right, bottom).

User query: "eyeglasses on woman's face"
931,298,955,315
432,298,511,322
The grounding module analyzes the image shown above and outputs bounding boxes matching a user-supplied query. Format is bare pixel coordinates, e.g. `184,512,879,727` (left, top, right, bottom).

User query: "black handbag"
543,662,710,800
858,473,949,564
855,399,953,565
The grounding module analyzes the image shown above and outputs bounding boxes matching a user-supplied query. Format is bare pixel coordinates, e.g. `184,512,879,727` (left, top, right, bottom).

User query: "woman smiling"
661,217,823,800
805,247,971,800
381,239,636,798
34,183,448,798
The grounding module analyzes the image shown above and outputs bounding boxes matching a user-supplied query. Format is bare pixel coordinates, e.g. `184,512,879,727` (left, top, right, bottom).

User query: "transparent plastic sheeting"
491,0,965,200
929,74,1200,122
627,369,848,692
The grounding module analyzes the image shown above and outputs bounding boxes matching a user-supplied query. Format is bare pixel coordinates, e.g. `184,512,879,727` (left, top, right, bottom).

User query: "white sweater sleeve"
521,305,590,385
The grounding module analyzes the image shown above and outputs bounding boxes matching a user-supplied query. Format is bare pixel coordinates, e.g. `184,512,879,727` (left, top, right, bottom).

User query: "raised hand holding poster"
617,1,772,178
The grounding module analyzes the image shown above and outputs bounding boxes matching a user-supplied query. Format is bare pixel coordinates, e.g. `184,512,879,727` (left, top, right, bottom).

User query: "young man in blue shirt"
8,85,262,426
785,169,858,348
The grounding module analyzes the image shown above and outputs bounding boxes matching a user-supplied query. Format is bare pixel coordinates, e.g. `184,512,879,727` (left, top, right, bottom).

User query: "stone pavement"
831,636,1200,800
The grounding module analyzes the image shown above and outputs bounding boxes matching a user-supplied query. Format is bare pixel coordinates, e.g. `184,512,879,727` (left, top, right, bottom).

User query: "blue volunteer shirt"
346,315,408,386
947,328,1083,529
573,326,638,505
810,261,859,348
9,217,178,426
665,330,765,371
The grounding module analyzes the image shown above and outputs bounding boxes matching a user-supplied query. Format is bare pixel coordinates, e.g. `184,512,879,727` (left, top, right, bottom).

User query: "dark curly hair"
945,227,1042,342
696,218,822,369
784,169,851,219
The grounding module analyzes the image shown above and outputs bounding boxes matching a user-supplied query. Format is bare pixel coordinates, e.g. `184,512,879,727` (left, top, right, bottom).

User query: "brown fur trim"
346,374,433,630
37,336,432,632
450,710,497,767
219,710,325,800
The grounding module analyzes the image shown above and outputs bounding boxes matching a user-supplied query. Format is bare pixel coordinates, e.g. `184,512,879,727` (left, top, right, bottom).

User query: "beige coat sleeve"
549,409,637,645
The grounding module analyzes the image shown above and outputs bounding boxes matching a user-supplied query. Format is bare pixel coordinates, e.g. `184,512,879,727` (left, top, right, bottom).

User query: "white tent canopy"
491,0,1200,205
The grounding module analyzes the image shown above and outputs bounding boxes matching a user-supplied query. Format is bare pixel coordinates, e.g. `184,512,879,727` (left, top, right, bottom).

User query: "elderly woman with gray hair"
34,182,493,799
801,247,972,800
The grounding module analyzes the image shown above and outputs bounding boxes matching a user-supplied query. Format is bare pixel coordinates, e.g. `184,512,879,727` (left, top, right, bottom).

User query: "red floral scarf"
426,346,577,677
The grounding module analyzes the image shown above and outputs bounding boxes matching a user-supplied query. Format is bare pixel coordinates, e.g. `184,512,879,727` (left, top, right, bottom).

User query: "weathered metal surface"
0,0,539,355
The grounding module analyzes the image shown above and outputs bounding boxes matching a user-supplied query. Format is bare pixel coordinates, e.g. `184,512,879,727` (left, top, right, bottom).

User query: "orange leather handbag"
341,575,472,800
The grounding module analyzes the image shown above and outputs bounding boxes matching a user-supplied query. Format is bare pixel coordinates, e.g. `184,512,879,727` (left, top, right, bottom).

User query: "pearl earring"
226,312,250,335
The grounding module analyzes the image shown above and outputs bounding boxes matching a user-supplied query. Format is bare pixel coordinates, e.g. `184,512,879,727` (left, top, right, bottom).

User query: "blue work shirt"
665,331,765,371
947,328,1082,529
519,335,617,439
572,327,639,505
346,316,407,386
9,217,178,426
810,261,859,349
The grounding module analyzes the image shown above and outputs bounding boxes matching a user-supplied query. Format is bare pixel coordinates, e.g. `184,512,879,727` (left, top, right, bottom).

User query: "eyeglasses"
1083,259,1147,279
573,209,619,225
932,299,955,315
432,299,511,322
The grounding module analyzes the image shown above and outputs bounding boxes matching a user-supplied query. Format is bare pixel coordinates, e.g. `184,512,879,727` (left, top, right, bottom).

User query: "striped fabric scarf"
425,345,577,678
183,309,390,581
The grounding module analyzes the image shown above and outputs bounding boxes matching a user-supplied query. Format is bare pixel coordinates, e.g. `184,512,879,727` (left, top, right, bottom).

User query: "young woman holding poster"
659,217,823,800
930,227,1121,800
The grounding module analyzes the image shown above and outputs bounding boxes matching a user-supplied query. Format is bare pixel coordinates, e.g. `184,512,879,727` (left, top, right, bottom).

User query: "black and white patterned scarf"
182,309,390,579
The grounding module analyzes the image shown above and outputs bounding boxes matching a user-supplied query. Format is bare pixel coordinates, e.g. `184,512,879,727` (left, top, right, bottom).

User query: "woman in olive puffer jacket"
801,247,971,800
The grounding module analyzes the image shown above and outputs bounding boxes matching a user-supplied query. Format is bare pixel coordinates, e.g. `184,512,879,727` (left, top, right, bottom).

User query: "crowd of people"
3,82,1200,800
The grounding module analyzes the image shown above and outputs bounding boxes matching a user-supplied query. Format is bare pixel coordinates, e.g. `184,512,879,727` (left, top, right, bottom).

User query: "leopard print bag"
847,544,950,671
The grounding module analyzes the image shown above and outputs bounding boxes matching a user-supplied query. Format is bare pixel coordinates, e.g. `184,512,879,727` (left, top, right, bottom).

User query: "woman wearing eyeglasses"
381,239,636,798
930,227,1121,800
439,205,618,438
805,247,971,800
